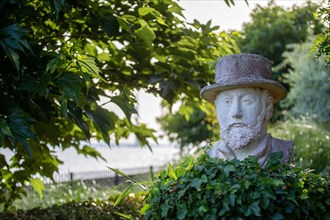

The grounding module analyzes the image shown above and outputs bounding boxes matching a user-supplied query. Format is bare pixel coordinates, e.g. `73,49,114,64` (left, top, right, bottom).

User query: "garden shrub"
0,194,144,220
143,153,330,219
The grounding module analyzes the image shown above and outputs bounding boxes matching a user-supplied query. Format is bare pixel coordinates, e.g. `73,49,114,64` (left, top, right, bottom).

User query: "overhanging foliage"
0,0,238,209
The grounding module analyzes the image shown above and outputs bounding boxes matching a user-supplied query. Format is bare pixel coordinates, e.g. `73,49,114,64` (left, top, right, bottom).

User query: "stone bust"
200,54,293,167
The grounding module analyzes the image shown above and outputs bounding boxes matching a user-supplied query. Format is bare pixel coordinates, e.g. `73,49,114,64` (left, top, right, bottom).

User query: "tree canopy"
0,0,239,208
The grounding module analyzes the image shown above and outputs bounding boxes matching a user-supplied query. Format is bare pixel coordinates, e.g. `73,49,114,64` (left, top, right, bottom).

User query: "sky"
108,0,322,145
179,0,313,30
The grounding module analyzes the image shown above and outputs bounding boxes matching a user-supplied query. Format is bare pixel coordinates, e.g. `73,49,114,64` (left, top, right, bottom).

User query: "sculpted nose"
231,102,243,119
232,110,243,119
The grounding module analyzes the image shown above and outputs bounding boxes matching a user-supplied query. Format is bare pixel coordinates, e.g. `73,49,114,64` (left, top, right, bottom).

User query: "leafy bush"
270,117,330,175
0,195,143,220
143,153,330,219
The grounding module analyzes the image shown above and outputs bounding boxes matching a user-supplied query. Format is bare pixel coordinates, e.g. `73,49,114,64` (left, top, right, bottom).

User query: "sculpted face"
215,88,270,150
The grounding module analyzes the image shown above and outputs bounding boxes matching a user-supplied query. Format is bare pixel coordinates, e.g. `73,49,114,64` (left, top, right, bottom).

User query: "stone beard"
220,117,263,151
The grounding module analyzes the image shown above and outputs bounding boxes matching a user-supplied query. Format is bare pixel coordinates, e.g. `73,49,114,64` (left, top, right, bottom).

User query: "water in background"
1,142,179,173
56,143,179,173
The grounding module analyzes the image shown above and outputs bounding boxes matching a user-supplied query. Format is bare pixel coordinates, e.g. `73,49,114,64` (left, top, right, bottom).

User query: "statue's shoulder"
207,140,221,158
271,136,294,163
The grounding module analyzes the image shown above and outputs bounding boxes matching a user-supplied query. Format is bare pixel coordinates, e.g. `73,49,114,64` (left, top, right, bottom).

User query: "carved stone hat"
200,53,287,103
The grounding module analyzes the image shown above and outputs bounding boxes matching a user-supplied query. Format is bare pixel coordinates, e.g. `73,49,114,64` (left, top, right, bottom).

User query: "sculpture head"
215,87,273,150
201,54,287,152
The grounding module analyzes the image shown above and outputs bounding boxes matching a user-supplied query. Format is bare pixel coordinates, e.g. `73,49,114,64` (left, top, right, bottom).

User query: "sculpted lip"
230,123,246,128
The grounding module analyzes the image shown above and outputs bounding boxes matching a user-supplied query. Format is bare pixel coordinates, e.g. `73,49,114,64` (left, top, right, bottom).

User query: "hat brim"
200,79,287,103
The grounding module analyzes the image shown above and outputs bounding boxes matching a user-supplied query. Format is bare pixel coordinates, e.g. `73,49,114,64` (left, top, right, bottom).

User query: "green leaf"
265,151,284,170
138,7,155,17
168,164,177,180
260,193,271,210
191,178,202,189
67,102,90,139
140,204,150,215
224,164,236,177
85,105,117,145
77,55,101,79
135,19,155,48
0,24,32,71
113,184,133,207
248,201,261,216
46,55,64,73
131,123,157,150
110,93,138,123
57,72,81,103
29,178,45,200
229,193,236,206
160,203,169,218
113,211,133,220
107,167,147,191
103,13,119,37
176,203,187,220
7,108,36,157
77,145,105,161
201,174,207,183
0,118,12,144
61,98,68,118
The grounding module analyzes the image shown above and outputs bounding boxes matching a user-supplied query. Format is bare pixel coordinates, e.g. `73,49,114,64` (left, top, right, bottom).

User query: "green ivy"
144,153,330,219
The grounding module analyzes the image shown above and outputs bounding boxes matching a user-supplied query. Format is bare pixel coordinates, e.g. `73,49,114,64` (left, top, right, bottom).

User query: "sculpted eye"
242,96,253,104
224,99,232,104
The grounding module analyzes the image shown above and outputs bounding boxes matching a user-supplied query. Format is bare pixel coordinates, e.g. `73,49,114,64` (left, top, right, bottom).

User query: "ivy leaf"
191,178,202,189
265,151,283,170
248,201,261,216
224,164,236,177
260,195,270,210
229,193,236,206
176,203,187,220
29,178,45,200
160,203,169,218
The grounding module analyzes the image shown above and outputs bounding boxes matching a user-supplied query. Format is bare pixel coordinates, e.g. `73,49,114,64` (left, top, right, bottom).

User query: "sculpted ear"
265,95,273,120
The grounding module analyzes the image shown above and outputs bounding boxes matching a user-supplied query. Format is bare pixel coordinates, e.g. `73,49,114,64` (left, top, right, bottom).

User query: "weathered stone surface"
201,54,294,166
